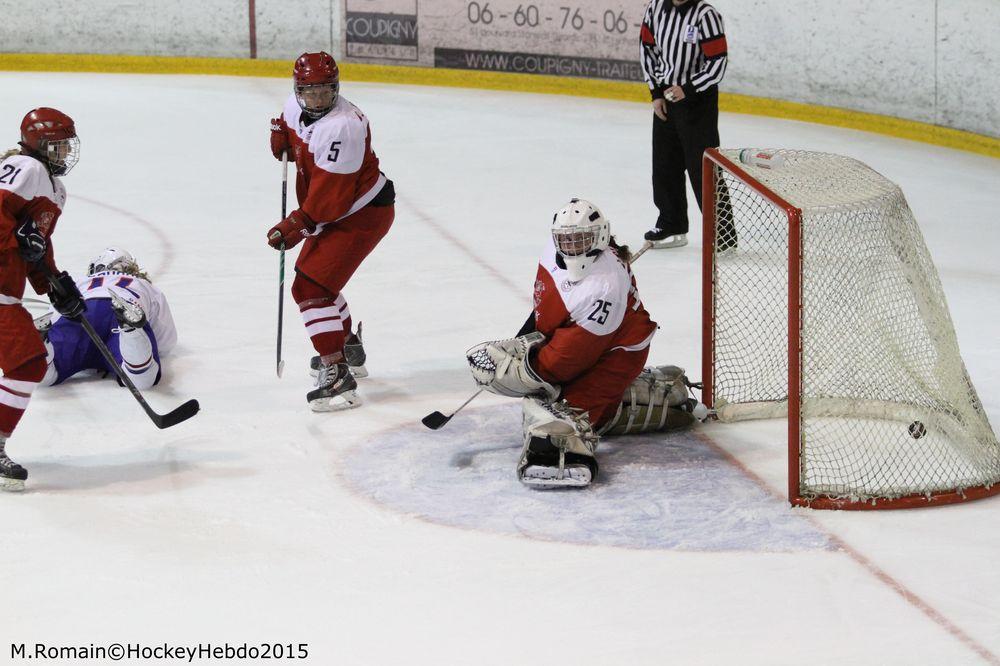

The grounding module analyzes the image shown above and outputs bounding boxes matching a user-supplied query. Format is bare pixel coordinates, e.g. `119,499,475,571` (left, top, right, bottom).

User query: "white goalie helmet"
551,198,610,282
87,246,137,276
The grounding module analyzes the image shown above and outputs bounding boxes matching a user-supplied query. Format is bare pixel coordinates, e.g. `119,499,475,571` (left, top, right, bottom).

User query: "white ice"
2,72,999,665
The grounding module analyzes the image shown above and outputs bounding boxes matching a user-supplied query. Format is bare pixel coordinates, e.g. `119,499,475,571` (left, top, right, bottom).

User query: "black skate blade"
421,411,451,430
152,399,200,429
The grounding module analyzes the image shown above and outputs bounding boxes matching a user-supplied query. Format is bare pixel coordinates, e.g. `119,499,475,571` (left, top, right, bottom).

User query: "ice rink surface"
2,72,999,664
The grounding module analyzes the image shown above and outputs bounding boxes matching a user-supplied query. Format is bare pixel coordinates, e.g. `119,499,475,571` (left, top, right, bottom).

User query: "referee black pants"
651,85,720,235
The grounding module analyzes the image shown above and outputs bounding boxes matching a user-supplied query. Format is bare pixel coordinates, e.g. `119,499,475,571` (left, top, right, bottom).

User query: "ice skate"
343,323,368,378
307,362,361,412
109,289,147,331
0,441,27,492
310,323,368,379
644,228,688,249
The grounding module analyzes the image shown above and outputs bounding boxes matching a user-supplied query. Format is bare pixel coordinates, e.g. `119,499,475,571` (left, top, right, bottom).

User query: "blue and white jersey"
51,271,177,355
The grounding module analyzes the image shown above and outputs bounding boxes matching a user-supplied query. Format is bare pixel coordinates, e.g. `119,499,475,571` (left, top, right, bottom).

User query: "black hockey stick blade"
421,411,451,430
151,399,201,429
421,389,484,430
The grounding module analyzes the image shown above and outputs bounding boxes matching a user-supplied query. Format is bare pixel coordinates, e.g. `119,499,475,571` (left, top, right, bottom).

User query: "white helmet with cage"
87,247,137,276
551,199,611,282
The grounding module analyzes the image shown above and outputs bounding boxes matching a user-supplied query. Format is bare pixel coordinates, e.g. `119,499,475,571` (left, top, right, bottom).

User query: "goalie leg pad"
517,397,599,488
467,332,558,400
599,365,707,436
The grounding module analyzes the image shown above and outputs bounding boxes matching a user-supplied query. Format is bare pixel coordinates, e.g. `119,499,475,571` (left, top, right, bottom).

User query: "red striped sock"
0,357,46,437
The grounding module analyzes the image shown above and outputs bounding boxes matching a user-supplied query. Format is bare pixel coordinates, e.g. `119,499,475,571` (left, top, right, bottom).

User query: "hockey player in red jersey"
267,52,395,411
0,107,86,491
467,199,707,488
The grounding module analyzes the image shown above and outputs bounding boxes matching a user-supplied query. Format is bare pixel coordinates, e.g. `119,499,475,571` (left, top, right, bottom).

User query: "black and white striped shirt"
640,0,728,100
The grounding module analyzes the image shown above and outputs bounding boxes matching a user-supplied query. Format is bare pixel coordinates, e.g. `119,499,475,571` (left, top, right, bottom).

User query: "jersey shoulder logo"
533,279,545,309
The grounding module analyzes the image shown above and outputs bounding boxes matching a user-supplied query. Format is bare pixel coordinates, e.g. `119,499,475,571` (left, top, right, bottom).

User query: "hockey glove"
15,217,46,263
467,332,560,400
49,271,85,320
267,210,316,250
270,117,290,161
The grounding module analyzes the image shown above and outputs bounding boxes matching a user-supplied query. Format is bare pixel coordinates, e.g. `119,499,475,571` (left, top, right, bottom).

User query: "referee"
640,0,734,250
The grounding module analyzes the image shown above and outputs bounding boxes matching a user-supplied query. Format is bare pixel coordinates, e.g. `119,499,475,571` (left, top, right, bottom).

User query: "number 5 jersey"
280,93,387,229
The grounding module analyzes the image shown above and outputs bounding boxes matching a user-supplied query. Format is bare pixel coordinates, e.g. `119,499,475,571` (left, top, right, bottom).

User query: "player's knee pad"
8,355,48,385
599,365,704,436
290,275,335,304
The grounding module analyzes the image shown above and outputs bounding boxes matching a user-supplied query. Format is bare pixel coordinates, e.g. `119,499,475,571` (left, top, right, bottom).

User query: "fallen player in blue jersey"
35,247,177,390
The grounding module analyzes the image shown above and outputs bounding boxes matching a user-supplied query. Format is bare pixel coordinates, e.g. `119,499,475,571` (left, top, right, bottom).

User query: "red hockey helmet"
293,52,340,119
20,107,80,176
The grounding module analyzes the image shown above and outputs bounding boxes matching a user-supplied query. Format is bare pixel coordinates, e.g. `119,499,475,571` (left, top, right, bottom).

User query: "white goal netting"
707,149,1000,505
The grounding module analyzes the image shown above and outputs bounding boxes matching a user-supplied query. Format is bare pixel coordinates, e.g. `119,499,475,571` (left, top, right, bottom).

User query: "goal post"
702,147,1000,510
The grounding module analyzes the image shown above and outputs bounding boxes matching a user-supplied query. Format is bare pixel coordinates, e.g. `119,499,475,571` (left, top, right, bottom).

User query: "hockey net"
702,148,1000,509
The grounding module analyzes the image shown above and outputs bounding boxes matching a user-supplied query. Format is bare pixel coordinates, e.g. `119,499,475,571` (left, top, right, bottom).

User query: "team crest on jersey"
36,211,55,234
560,279,574,292
533,279,545,308
684,25,698,43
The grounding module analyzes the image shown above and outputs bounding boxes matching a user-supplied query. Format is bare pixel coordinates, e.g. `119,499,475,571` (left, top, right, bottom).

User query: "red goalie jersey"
532,237,657,385
280,93,386,226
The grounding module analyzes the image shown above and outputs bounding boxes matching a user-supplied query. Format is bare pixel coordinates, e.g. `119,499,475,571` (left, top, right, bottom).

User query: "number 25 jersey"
532,237,657,384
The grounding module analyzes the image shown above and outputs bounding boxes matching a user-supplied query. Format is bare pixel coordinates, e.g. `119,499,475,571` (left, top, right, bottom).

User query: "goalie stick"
43,268,200,429
421,241,655,430
628,240,654,265
421,389,484,430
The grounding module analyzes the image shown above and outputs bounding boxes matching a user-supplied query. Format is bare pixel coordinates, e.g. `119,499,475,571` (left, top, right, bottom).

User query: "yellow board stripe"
2,53,996,159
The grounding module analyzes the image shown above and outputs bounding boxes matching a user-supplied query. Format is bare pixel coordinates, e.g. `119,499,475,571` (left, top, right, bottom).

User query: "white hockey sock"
118,328,159,389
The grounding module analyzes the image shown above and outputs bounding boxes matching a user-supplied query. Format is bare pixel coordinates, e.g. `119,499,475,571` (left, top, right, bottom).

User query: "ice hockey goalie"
467,199,707,488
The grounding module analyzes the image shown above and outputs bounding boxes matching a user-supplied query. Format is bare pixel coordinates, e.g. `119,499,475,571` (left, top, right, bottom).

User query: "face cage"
45,136,80,176
295,83,339,118
553,225,600,257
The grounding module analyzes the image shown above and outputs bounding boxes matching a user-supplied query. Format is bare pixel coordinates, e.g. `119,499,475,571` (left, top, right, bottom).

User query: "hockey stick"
421,389,484,430
276,151,289,378
44,269,200,429
629,240,654,265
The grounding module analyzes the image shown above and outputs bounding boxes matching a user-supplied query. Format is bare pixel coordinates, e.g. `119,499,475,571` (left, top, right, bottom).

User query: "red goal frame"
701,147,1000,510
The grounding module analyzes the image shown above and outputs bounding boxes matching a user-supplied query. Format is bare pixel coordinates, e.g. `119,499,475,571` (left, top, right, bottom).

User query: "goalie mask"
551,199,610,282
88,246,137,276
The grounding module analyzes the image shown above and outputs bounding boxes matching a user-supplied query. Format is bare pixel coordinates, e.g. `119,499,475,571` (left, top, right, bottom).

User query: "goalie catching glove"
467,332,559,400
